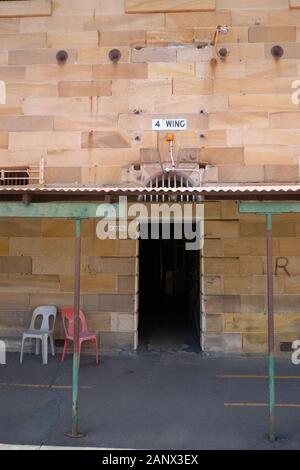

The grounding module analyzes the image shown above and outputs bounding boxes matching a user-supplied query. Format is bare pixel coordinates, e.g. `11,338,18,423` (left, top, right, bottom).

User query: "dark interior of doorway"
138,224,201,352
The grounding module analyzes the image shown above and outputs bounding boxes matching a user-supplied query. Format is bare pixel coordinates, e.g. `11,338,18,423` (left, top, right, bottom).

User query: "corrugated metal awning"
0,184,300,197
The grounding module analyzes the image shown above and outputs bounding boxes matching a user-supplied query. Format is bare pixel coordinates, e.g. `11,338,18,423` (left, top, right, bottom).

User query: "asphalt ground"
1,352,300,449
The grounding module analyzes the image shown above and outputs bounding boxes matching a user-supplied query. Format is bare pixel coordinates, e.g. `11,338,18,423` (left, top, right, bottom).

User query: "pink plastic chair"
61,308,99,365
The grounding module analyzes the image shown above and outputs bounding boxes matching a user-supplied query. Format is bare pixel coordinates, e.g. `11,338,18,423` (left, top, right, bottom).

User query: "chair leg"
61,338,68,362
20,336,26,364
42,335,48,365
50,335,55,356
94,337,99,364
35,338,40,355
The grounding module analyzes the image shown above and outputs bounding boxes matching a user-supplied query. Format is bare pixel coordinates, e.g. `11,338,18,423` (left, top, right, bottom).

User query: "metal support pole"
266,214,276,442
66,219,84,438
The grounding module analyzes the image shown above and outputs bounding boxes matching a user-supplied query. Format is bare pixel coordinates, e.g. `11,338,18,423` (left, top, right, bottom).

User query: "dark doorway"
138,224,201,352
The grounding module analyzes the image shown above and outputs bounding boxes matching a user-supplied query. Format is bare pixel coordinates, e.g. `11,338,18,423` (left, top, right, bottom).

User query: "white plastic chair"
20,306,57,365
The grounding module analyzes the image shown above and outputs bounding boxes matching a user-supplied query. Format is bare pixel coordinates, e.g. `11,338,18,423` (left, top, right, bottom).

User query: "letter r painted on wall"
0,340,6,365
0,81,6,105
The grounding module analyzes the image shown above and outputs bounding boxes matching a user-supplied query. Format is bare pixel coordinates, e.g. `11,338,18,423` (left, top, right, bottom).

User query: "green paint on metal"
71,218,81,437
269,353,276,442
240,203,278,443
239,202,300,215
75,219,81,238
72,351,79,435
0,202,122,219
266,213,273,231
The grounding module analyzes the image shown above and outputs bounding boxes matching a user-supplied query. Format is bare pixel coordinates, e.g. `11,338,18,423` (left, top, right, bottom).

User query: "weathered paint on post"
0,201,121,437
239,202,300,215
239,203,278,442
71,219,81,437
266,214,276,442
0,202,121,219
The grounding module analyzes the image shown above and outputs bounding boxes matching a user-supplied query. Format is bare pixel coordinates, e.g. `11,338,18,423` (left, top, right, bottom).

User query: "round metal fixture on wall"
271,45,284,59
108,49,122,63
56,50,68,65
217,47,229,59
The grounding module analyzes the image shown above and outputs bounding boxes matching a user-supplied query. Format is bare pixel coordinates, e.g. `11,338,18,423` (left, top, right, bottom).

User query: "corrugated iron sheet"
0,184,299,195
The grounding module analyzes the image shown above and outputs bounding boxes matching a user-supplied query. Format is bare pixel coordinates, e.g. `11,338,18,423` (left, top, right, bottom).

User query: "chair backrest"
61,308,88,336
29,305,57,333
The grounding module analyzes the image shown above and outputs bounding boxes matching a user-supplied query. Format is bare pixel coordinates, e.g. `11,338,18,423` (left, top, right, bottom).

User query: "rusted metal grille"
142,171,198,202
0,170,29,186
0,158,44,187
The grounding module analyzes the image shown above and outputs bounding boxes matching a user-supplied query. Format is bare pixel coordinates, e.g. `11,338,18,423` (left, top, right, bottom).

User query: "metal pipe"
166,133,175,170
169,140,175,169
266,213,276,442
211,25,229,53
71,219,82,437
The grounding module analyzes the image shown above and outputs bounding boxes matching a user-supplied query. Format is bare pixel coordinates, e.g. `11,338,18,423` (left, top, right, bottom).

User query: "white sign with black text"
152,119,188,131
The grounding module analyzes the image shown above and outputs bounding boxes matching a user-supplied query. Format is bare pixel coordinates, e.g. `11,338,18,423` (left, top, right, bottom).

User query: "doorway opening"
138,223,201,352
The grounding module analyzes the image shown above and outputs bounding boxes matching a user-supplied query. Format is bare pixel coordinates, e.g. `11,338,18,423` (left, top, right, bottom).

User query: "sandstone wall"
0,218,138,353
203,200,300,353
0,1,299,183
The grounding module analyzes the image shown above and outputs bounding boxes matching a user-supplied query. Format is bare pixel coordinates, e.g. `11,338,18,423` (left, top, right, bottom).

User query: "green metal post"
266,214,276,442
71,219,82,437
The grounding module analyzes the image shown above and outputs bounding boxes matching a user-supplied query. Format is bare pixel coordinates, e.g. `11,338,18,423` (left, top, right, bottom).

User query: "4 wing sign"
152,119,188,131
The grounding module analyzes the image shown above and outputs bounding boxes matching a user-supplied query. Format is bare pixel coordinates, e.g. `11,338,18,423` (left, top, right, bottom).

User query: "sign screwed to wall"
152,119,188,131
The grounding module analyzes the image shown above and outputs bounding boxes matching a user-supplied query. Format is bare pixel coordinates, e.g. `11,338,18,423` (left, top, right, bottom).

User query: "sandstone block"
203,332,242,352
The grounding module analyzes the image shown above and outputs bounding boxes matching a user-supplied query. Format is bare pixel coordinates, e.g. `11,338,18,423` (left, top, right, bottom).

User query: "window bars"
0,157,44,187
143,171,198,203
